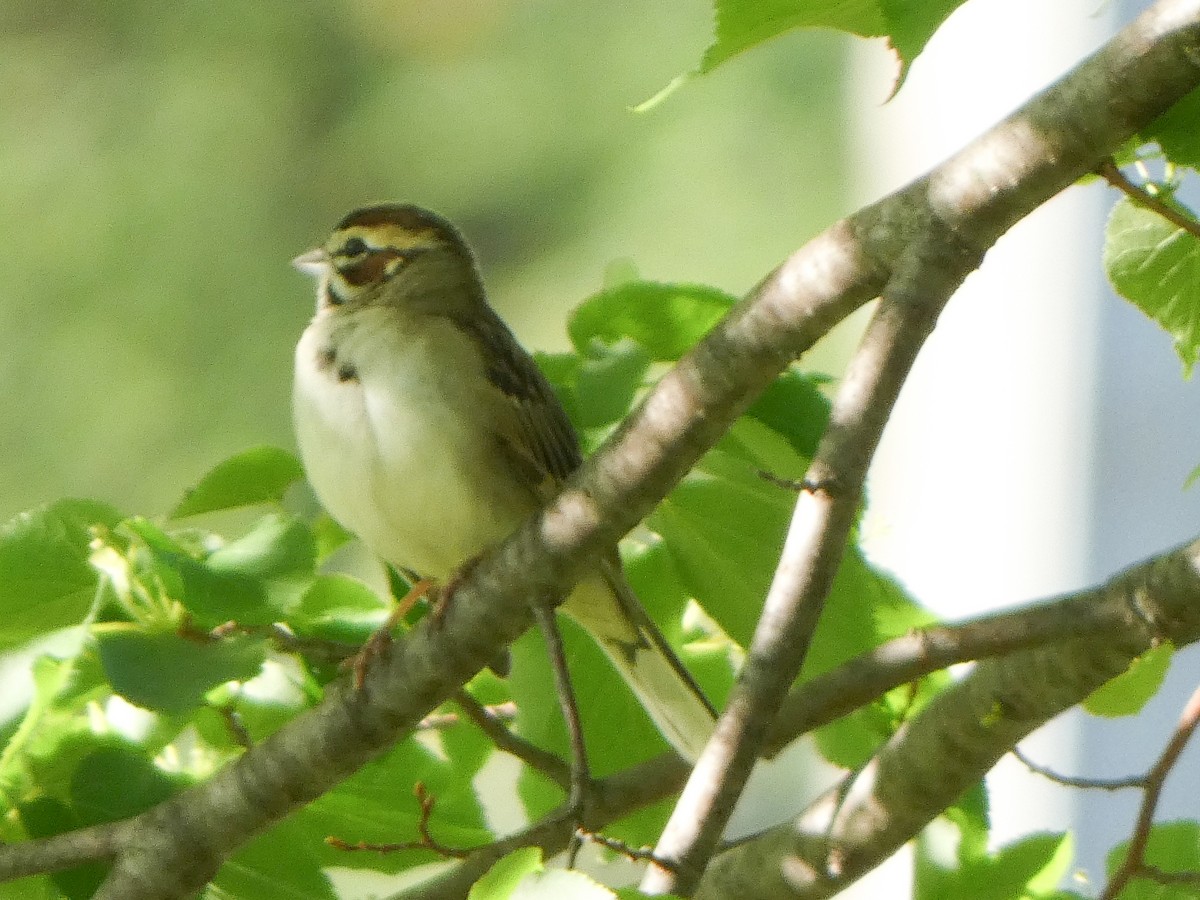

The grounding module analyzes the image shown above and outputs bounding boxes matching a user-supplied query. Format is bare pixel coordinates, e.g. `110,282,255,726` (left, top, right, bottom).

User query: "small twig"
576,828,681,870
454,691,573,788
1012,746,1143,790
419,700,519,731
531,603,591,866
755,470,838,495
1141,864,1200,887
215,704,252,750
1096,157,1200,240
325,783,474,860
1100,683,1200,900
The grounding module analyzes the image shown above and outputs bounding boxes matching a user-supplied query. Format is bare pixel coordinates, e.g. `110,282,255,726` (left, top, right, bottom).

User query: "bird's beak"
292,247,330,277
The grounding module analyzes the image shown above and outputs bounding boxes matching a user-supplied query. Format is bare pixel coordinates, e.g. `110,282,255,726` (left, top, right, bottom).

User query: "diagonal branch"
645,227,978,894
695,538,1200,899
407,531,1200,899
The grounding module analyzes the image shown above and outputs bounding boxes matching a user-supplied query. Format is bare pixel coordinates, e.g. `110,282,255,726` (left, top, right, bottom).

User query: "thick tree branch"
696,538,1200,899
0,821,130,884
403,532,1200,899
762,565,1176,756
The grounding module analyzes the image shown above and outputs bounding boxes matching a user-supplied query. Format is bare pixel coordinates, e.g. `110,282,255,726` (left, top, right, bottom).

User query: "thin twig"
419,700,518,730
326,783,474,860
1100,683,1200,900
453,691,573,788
1096,157,1200,239
1140,864,1200,887
216,704,252,750
1011,746,1143,790
576,828,681,870
531,603,591,867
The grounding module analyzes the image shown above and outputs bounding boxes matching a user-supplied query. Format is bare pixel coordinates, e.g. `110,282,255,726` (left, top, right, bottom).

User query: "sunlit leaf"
171,447,305,519
1084,641,1174,718
568,281,735,361
700,0,968,85
0,500,122,652
97,627,265,714
1104,195,1200,375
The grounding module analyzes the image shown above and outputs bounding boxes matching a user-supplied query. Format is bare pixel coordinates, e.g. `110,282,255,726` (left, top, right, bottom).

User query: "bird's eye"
339,236,370,257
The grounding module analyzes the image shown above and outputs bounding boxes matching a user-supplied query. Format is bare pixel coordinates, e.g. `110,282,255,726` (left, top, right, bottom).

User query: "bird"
291,203,716,762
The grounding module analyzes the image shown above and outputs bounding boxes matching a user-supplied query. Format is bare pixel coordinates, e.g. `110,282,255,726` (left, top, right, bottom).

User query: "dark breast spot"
316,346,358,383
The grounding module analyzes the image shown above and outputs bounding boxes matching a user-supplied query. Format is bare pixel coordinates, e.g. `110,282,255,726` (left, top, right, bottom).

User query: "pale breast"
293,308,537,579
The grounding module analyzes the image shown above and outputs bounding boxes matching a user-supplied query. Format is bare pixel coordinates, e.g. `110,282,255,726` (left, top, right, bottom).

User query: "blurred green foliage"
0,0,847,519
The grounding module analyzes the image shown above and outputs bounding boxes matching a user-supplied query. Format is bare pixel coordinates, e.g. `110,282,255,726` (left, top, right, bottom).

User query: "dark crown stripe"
336,203,457,237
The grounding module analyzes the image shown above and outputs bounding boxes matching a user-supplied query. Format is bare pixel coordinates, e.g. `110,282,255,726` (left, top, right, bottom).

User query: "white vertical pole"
846,0,1115,889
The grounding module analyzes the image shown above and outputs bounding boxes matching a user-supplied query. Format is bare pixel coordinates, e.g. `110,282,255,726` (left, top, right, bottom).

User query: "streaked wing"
456,307,582,500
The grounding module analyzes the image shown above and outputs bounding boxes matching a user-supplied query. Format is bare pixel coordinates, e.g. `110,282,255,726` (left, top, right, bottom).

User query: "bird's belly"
293,328,530,579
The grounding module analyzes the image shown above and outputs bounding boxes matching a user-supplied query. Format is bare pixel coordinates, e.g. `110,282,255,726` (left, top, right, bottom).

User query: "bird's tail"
561,560,716,762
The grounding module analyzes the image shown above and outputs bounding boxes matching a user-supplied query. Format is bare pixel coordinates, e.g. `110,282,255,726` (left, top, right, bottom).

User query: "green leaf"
0,654,105,803
171,446,305,519
306,737,492,879
806,544,933,678
1107,820,1200,899
469,848,544,899
917,824,1073,900
214,812,337,900
203,513,316,617
745,369,830,462
1084,641,1174,718
943,782,991,863
704,0,885,74
568,281,736,361
510,614,670,787
1145,85,1200,169
469,846,614,899
879,0,970,74
701,0,968,81
1104,195,1200,375
128,514,316,627
69,743,182,824
96,627,265,713
18,796,107,898
1186,462,1200,490
289,574,388,644
311,513,353,563
0,500,123,652
537,339,653,430
812,698,896,770
648,444,793,645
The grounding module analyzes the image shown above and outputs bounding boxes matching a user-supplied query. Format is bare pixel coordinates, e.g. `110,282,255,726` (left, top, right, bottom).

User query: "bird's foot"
345,577,435,689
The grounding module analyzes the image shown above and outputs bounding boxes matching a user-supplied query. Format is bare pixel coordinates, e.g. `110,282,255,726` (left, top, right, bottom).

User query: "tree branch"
645,226,977,894
1100,682,1200,899
645,0,1200,891
696,538,1200,899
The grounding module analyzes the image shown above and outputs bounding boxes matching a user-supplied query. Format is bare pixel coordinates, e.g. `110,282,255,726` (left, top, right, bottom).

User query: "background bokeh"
0,0,850,521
